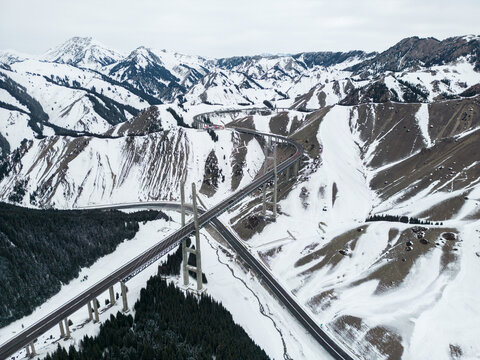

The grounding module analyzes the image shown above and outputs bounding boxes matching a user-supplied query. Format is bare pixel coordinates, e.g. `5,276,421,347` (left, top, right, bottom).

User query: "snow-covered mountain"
349,35,480,76
42,36,124,70
1,34,477,153
0,34,479,360
107,46,209,102
200,50,371,108
0,49,30,66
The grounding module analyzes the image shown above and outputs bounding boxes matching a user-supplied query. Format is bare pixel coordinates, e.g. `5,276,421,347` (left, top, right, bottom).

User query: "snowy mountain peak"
463,34,480,42
349,34,480,75
42,36,123,69
0,49,30,65
126,46,163,68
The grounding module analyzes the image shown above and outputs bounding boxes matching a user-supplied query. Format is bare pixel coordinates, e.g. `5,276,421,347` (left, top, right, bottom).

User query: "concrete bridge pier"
266,136,272,150
182,183,203,291
87,301,93,321
92,298,100,322
293,159,300,176
192,183,203,291
273,145,278,218
180,181,190,286
195,120,206,130
25,341,36,358
121,281,129,312
59,319,65,338
109,286,115,305
64,318,71,339
262,144,278,219
180,181,186,227
182,239,189,286
262,147,268,216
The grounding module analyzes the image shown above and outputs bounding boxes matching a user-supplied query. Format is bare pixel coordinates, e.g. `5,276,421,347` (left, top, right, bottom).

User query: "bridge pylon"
182,183,203,291
181,181,189,286
92,298,100,322
64,318,71,339
121,281,129,312
262,141,278,219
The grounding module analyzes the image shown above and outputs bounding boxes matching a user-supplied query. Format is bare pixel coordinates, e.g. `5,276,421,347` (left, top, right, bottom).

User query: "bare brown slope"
428,96,480,141
371,129,480,219
354,102,424,168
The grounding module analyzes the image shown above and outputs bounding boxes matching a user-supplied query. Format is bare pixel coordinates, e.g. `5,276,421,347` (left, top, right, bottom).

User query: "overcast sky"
1,0,479,58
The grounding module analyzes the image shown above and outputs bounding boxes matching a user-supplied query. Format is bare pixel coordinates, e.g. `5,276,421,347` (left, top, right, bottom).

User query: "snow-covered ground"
0,109,35,150
217,103,480,359
404,222,480,359
0,123,265,209
0,209,332,360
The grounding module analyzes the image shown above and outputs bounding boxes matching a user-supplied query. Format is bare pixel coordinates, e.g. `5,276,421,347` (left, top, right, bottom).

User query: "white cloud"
0,0,479,57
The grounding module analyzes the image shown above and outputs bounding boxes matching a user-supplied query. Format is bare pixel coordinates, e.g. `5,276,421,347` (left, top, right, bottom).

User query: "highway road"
0,111,353,360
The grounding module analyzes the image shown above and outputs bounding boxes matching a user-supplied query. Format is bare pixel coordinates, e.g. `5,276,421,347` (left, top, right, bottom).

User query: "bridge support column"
181,181,189,286
109,286,115,305
262,147,268,216
87,301,93,321
192,183,203,291
59,319,65,338
293,159,299,177
181,183,203,291
93,298,100,322
273,144,278,219
64,318,71,339
262,144,278,219
286,165,291,180
182,238,189,286
26,341,36,358
121,281,129,312
180,181,186,227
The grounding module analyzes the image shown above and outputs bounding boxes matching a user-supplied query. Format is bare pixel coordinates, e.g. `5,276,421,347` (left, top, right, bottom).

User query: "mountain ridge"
349,34,480,75
42,36,124,70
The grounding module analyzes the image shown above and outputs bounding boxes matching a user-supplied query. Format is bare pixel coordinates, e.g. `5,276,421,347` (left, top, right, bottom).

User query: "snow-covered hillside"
1,34,479,360
0,106,264,209
221,101,480,359
1,60,145,133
